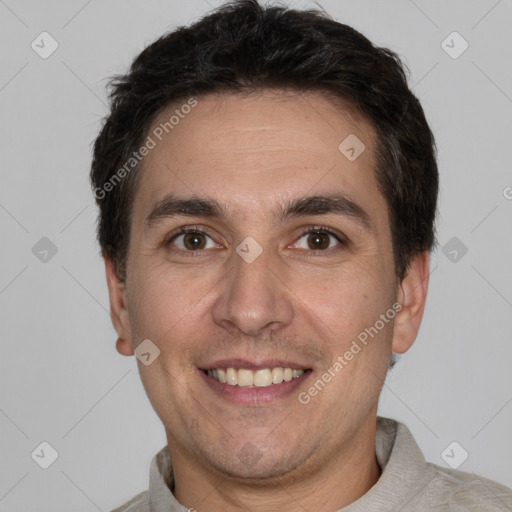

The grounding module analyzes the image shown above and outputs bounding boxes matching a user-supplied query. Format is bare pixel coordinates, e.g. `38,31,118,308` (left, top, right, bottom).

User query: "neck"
168,416,381,512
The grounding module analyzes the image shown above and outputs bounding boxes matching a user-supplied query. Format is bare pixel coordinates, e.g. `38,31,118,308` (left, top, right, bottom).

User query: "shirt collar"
148,445,186,512
147,417,433,512
339,417,434,511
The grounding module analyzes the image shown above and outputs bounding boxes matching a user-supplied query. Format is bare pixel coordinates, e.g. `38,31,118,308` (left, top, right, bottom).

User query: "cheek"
290,258,394,337
127,265,210,348
127,271,205,413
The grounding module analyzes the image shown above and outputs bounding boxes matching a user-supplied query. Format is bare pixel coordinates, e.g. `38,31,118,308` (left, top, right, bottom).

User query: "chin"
202,442,312,483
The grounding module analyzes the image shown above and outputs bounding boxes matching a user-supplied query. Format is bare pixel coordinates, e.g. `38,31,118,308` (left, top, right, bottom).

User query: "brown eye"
169,230,217,251
307,232,331,250
182,233,207,250
294,229,342,251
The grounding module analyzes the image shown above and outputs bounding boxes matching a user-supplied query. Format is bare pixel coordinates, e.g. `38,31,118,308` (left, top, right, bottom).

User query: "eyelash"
163,225,348,256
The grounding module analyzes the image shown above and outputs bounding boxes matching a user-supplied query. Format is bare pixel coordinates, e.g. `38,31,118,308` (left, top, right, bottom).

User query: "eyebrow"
145,192,371,230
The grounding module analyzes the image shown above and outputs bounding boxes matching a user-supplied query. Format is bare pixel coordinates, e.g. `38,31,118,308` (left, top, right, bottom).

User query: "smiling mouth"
202,367,311,388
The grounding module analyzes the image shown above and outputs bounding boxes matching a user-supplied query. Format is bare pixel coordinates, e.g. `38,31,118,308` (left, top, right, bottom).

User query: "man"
90,1,512,510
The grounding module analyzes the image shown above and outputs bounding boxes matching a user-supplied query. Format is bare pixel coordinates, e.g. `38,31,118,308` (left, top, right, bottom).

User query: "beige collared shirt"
111,417,512,511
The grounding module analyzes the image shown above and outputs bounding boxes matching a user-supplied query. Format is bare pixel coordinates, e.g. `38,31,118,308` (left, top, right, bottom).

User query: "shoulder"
425,462,512,511
110,490,150,512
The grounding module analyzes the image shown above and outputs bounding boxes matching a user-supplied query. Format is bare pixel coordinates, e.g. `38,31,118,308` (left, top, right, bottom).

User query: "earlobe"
104,256,134,357
115,336,134,357
391,252,430,354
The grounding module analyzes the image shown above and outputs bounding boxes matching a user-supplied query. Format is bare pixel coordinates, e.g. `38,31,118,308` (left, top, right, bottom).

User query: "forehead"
132,90,384,225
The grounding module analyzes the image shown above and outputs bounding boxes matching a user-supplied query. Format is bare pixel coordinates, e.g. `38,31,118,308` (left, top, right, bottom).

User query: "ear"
392,251,430,354
104,256,134,356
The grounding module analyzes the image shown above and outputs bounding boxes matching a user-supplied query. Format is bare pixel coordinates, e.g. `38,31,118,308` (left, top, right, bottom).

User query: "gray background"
0,0,511,510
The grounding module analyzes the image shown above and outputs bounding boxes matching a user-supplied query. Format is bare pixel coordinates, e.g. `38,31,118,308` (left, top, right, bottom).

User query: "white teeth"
272,367,284,384
217,368,227,383
226,368,238,386
206,367,305,388
254,369,272,387
237,368,254,387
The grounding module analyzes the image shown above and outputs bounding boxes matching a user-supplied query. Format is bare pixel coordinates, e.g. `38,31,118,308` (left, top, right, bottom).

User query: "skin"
105,90,430,511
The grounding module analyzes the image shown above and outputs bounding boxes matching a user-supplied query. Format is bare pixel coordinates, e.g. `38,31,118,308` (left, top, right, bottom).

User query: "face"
106,90,428,483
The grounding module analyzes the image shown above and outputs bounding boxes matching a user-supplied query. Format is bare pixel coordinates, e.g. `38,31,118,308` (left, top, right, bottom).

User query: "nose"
211,244,294,337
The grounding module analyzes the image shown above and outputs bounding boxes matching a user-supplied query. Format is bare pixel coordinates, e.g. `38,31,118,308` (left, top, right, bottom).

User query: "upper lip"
199,358,312,371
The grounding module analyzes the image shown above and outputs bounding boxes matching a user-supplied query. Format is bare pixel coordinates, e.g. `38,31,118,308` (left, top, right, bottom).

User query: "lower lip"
198,368,312,405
